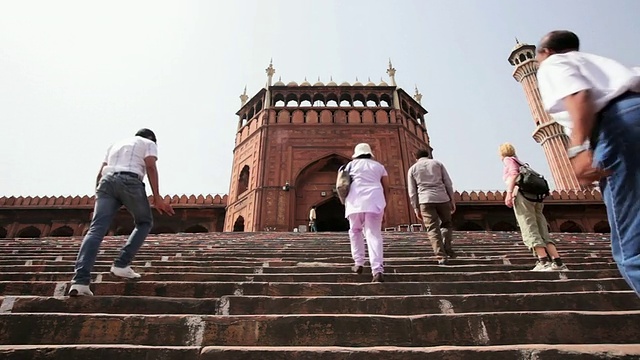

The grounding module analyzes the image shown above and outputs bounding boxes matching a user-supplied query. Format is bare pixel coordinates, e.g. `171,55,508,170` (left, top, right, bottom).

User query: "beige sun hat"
352,143,374,158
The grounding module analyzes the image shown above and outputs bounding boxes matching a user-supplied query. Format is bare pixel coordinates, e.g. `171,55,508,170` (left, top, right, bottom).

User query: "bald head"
539,30,580,53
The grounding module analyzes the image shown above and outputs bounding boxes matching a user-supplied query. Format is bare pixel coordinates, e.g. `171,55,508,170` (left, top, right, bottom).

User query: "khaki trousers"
420,202,453,259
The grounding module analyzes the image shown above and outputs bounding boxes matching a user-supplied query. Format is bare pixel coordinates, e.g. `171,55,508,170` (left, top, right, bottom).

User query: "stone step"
0,278,631,297
3,291,638,315
0,269,623,283
0,344,638,360
197,345,640,360
1,311,639,346
0,257,616,268
0,262,618,274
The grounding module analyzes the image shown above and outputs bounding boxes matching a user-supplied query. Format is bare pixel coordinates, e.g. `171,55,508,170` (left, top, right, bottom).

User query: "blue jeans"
72,173,153,285
593,92,640,296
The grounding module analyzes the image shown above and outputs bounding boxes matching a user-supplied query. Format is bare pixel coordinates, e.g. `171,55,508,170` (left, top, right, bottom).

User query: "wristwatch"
567,140,591,159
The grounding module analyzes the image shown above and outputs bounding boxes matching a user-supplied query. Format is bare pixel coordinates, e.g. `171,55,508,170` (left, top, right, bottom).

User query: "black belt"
113,171,141,179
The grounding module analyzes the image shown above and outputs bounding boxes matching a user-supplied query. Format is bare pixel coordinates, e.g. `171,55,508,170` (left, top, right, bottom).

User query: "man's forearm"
146,167,162,198
565,90,596,146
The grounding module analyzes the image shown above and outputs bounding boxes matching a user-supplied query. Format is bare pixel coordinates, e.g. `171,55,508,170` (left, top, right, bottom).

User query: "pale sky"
1,0,639,197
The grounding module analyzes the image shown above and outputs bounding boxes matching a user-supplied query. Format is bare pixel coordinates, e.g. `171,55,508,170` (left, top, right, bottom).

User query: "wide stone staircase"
0,231,639,359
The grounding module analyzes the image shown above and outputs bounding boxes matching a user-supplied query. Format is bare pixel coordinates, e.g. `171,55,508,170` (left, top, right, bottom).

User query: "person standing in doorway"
68,128,175,296
344,143,389,283
407,149,456,265
536,30,640,292
500,142,568,272
309,206,317,232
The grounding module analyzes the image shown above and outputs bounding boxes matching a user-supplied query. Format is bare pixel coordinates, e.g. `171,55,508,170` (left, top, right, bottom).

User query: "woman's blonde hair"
499,143,516,158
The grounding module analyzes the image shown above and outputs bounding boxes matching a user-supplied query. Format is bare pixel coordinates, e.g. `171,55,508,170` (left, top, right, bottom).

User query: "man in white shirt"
536,30,640,296
308,206,317,232
69,128,175,296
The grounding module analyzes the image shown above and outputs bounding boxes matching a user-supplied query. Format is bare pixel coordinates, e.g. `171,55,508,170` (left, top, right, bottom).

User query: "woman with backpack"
500,142,568,271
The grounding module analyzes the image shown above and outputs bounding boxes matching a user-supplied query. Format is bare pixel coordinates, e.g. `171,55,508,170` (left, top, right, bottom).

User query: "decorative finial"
515,37,520,44
414,85,419,95
304,76,307,81
317,76,320,81
265,59,276,87
413,85,423,105
386,58,397,86
240,85,249,106
368,77,371,82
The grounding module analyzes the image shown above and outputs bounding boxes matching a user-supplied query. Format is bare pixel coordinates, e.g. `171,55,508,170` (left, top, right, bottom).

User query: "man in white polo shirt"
69,128,175,296
536,30,640,295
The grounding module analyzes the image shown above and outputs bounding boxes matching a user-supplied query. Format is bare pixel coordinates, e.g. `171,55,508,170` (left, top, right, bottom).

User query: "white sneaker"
110,265,141,279
68,284,93,296
550,263,569,271
531,261,552,272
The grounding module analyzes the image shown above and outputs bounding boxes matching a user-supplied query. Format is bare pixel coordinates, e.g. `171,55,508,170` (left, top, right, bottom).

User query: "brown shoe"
351,265,363,274
372,273,384,283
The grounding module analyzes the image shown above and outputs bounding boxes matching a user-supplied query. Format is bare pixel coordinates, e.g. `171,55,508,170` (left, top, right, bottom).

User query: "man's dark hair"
415,149,431,159
540,30,580,52
135,128,157,143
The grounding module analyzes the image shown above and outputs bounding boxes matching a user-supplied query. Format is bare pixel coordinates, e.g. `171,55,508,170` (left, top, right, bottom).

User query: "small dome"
353,80,363,86
273,76,285,86
287,81,299,86
326,80,337,86
340,81,350,86
313,80,324,86
300,77,311,86
365,78,376,86
378,80,389,86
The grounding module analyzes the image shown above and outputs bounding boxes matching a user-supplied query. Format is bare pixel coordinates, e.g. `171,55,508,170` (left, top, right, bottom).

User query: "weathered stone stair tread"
0,344,638,360
1,311,639,346
0,262,619,274
0,278,631,297
0,344,200,360
198,344,640,360
3,291,638,315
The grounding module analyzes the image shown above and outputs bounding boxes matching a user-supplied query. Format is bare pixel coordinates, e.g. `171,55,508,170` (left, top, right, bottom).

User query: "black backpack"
513,158,550,202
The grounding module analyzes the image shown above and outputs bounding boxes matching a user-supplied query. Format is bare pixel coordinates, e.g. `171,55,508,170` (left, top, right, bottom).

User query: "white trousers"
348,212,384,275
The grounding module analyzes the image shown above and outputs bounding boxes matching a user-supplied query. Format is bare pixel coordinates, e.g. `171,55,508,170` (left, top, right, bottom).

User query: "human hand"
153,195,175,216
414,208,422,220
504,192,514,208
450,201,456,214
570,151,611,185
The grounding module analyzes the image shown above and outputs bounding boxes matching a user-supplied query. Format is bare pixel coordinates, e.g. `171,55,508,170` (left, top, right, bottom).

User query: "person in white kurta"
344,143,390,283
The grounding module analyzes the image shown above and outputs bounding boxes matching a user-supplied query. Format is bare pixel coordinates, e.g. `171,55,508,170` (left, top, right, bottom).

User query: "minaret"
413,85,423,105
264,59,276,109
240,85,248,106
387,59,401,109
508,40,582,190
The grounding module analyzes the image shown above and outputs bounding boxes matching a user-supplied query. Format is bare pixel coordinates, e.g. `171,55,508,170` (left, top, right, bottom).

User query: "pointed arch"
50,226,74,237
593,221,610,233
17,226,41,238
0,227,7,239
233,216,245,232
559,220,583,233
184,224,209,233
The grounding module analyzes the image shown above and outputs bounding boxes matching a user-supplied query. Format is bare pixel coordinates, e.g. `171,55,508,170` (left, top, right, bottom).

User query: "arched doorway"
316,196,350,232
0,227,7,239
491,221,517,231
184,224,209,233
559,220,583,233
457,221,484,231
294,153,351,231
593,221,610,233
233,216,245,232
17,226,41,238
50,226,74,237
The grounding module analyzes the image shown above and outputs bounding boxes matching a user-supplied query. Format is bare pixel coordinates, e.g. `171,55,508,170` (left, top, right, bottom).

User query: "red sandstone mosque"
0,42,610,238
